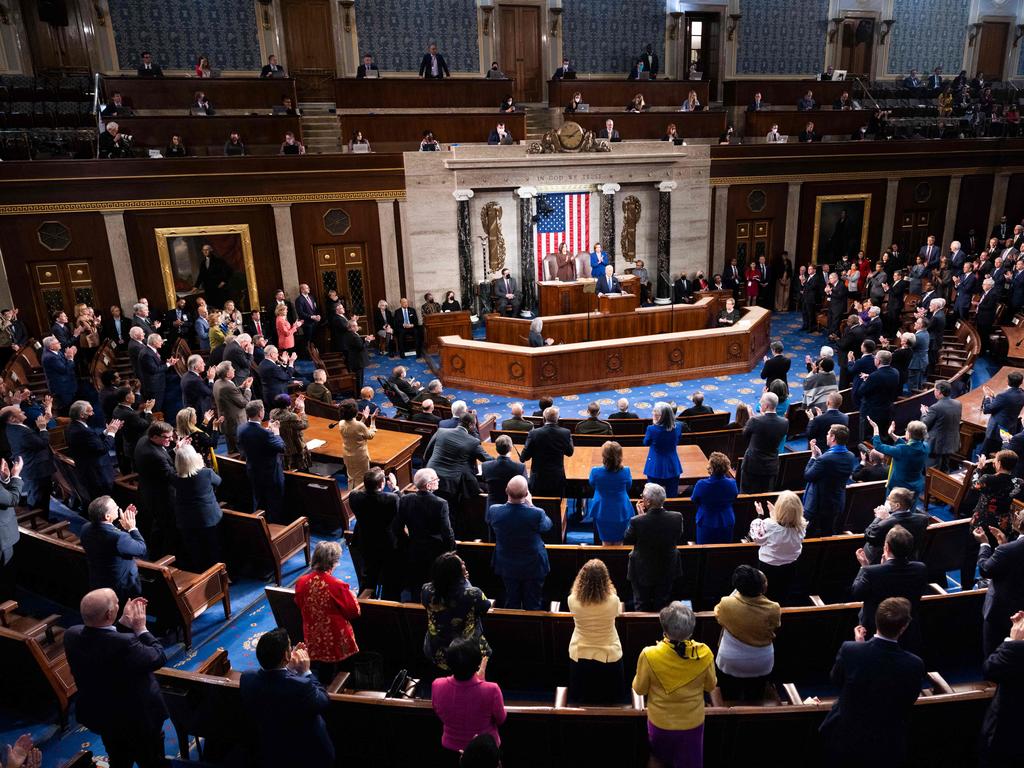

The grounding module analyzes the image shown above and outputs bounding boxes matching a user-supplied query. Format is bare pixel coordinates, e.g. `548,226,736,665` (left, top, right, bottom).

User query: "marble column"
272,204,300,299
988,173,1011,236
376,200,402,303
453,189,475,312
600,183,621,268
654,181,676,303
516,186,538,313
942,175,963,248
783,181,801,257
713,185,728,274
881,178,900,250
102,211,139,311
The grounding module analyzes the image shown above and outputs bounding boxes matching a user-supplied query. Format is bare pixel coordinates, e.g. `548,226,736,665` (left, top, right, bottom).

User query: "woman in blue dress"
689,451,738,543
643,402,683,497
588,441,633,545
868,418,929,494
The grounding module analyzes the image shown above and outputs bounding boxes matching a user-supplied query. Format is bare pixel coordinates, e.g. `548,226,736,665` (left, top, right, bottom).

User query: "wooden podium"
598,292,640,314
538,275,638,315
424,310,472,354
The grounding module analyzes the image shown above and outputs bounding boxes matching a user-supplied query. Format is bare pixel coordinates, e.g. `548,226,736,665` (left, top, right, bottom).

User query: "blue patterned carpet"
2,311,996,763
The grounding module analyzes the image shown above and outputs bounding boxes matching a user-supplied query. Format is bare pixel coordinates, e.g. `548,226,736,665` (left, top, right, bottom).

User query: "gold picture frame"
811,193,872,264
153,224,259,310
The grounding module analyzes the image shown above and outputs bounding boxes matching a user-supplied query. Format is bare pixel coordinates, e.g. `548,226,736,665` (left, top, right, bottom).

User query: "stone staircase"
299,102,341,154
525,105,559,141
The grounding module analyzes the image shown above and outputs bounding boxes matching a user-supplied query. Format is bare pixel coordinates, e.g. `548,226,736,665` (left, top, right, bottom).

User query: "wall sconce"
727,14,741,41
92,1,108,26
339,0,354,34
669,11,683,41
967,22,983,47
879,19,895,44
1015,24,1024,48
828,18,842,44
480,4,493,37
549,7,562,38
257,0,272,31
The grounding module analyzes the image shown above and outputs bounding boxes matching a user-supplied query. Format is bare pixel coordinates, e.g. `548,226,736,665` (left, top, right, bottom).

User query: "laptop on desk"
351,144,370,153
577,103,590,112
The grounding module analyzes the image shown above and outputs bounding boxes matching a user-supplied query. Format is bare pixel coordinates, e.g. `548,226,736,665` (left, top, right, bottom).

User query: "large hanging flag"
534,191,591,280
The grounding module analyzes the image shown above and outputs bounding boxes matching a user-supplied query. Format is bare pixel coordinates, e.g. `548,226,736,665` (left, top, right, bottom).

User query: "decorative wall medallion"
450,354,465,373
37,221,71,251
747,189,767,213
728,341,743,360
606,352,623,373
913,181,932,204
540,361,558,380
527,121,611,154
323,208,351,236
668,347,685,367
508,361,525,381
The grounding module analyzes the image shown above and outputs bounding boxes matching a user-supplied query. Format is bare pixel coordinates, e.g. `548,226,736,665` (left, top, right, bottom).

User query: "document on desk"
306,439,327,451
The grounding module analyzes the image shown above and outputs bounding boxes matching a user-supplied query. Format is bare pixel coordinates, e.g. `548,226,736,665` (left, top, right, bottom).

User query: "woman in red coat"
295,541,361,683
744,261,760,306
274,303,303,352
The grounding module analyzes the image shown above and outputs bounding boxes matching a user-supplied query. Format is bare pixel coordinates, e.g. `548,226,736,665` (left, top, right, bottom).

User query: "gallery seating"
101,76,298,112
337,112,527,152
106,115,303,156
220,508,310,586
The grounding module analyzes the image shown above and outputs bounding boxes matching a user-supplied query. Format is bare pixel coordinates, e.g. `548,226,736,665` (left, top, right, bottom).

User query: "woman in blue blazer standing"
172,442,223,570
690,451,738,543
643,403,683,497
869,418,929,494
588,441,633,544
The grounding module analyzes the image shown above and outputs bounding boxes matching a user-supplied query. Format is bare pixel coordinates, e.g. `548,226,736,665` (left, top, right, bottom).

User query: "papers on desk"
306,439,326,451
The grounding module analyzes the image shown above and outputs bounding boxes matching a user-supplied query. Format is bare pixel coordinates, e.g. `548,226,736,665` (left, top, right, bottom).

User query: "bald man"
64,589,168,767
485,475,552,610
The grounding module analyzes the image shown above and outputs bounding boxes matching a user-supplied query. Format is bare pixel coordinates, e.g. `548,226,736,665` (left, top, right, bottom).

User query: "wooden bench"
308,343,356,396
0,603,76,726
110,115,303,156
337,112,527,152
220,508,310,586
102,76,298,111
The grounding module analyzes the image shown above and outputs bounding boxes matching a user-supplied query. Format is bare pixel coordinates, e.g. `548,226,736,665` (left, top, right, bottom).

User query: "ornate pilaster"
516,186,538,313
102,210,140,311
271,203,300,301
453,189,475,312
783,182,801,258
655,181,676,303
600,183,620,268
942,175,963,248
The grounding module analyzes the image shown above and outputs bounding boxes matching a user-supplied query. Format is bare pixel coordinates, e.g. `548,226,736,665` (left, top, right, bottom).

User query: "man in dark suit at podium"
596,265,622,295
419,43,450,79
356,53,380,79
552,58,575,80
260,54,286,78
598,119,621,142
491,268,520,316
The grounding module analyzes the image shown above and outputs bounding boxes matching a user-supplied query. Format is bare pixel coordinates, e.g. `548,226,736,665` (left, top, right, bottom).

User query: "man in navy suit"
976,508,1024,658
256,346,296,409
949,240,968,273
240,627,334,768
41,335,78,415
64,589,169,768
237,400,286,523
486,475,552,610
0,456,23,600
596,265,623,295
846,339,877,416
1012,260,1024,311
975,277,999,353
80,496,148,601
806,391,849,448
953,262,979,320
139,334,178,413
180,354,214,415
520,407,574,498
981,612,1024,767
418,43,450,79
982,372,1024,454
852,526,929,651
803,423,857,536
294,283,321,358
480,435,527,513
3,405,53,510
50,310,78,350
66,400,121,503
859,350,901,440
918,234,940,270
819,597,924,767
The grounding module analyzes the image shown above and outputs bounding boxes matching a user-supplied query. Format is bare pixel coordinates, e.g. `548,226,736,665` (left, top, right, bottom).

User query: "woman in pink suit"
274,303,303,352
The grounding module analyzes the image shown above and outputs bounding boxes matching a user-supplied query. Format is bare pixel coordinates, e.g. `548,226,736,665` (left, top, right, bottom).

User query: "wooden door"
734,220,771,269
314,245,370,334
894,210,932,260
977,22,1010,80
498,5,541,102
30,260,98,331
20,0,92,73
839,18,874,77
685,13,720,101
281,0,338,98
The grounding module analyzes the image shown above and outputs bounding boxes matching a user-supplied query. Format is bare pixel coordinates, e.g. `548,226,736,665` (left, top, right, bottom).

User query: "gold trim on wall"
812,193,872,265
0,190,406,217
154,224,259,310
710,166,1002,186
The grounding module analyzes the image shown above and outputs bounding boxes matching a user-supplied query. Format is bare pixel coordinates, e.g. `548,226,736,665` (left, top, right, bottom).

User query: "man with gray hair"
920,380,961,471
608,397,639,420
139,332,177,411
860,349,900,440
180,353,214,414
256,344,297,407
131,301,160,336
623,483,683,610
439,399,477,435
223,332,255,386
394,467,455,595
976,276,999,353
424,412,490,509
41,333,78,415
213,360,252,452
926,297,946,370
740,392,789,493
521,405,574,497
66,400,122,502
413,378,450,407
949,239,968,272
127,325,146,379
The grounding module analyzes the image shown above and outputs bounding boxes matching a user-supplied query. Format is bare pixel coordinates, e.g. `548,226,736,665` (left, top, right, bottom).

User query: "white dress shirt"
748,517,804,565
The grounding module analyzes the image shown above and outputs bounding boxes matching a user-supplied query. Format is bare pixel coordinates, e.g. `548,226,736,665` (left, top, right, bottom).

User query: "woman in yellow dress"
339,398,376,490
937,86,953,117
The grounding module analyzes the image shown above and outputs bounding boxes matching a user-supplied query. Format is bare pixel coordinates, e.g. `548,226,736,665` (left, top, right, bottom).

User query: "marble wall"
354,0,480,72
735,0,829,75
561,0,666,75
886,0,970,75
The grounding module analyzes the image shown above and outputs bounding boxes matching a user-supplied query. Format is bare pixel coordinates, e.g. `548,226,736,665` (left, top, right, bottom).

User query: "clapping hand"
34,413,48,430
268,420,280,435
0,459,8,483
920,404,929,415
873,504,890,520
107,418,124,434
972,526,990,544
361,405,371,421
287,643,311,676
242,376,254,390
1010,611,1024,642
865,416,878,435
118,597,149,634
143,398,156,412
203,409,215,424
989,525,1008,546
753,501,766,518
853,625,868,643
983,385,995,399
120,504,138,531
6,734,41,768
887,420,898,438
809,438,821,458
855,547,870,566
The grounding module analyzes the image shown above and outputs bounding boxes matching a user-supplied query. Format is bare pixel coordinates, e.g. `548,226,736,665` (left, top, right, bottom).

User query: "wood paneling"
102,77,297,111
281,0,337,72
335,79,513,109
723,80,856,108
0,212,116,337
744,110,870,139
337,112,526,150
548,80,708,109
20,0,92,73
892,176,950,257
111,115,302,156
122,207,282,314
954,174,994,245
1004,173,1024,225
499,5,542,102
977,22,1010,81
569,111,726,139
723,183,788,275
794,179,888,269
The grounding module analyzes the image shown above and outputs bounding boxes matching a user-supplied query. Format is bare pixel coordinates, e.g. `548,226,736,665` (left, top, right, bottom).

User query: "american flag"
534,192,591,280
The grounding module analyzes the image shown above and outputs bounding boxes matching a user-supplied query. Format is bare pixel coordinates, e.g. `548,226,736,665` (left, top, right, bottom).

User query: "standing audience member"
862,487,929,564
869,418,929,495
239,628,334,768
962,450,1024,591
982,373,1024,454
975,504,1024,658
66,400,121,503
0,457,23,600
338,398,376,490
237,400,287,523
41,335,78,415
741,393,789,493
919,380,962,471
750,491,806,604
213,361,252,453
521,406,574,498
623,483,683,611
270,394,309,471
3,406,52,511
804,424,857,536
588,441,634,545
395,468,456,596
480,435,527,512
431,638,506,760
486,475,552,610
172,442,223,571
690,451,738,544
643,402,684,497
111,387,153,474
567,559,624,704
852,526,929,651
632,602,717,768
295,541,361,684
980,611,1024,768
347,467,400,599
713,566,781,702
64,590,169,768
421,552,491,675
134,420,178,557
80,496,147,602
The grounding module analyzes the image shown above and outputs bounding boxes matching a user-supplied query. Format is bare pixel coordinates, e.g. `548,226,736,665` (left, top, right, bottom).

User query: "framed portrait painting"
812,194,871,265
154,224,259,310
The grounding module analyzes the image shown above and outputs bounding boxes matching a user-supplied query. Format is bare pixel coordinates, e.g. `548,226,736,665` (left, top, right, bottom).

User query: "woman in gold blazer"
339,397,376,489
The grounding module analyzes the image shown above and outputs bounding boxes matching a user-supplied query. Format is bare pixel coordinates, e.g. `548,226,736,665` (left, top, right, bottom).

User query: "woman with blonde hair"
295,540,361,684
588,441,633,545
750,490,806,604
568,559,624,704
274,303,303,353
339,397,376,489
681,89,702,112
208,309,226,350
174,405,220,457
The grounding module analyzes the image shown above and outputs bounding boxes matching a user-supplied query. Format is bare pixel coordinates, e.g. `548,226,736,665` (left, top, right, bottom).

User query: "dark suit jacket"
983,387,1024,438
0,477,23,563
5,422,52,482
828,282,849,314
101,315,131,344
848,355,877,408
520,424,574,496
982,639,1024,760
239,668,334,768
172,469,222,528
807,409,848,448
819,638,923,761
138,346,166,404
80,521,147,596
180,370,214,414
597,129,621,142
979,538,1024,623
859,365,901,418
66,421,116,499
742,413,789,476
863,510,930,564
500,417,534,431
921,396,962,455
759,354,791,383
803,448,857,523
851,558,929,637
480,456,527,510
237,422,286,480
341,329,369,372
487,502,552,579
393,490,455,556
608,411,640,420
133,437,177,525
424,427,490,496
596,274,622,294
295,293,319,326
258,358,293,408
348,489,399,559
419,53,451,78
64,624,168,733
623,507,683,585
976,289,999,328
223,341,253,383
136,64,164,77
42,349,77,404
955,272,979,311
356,64,379,79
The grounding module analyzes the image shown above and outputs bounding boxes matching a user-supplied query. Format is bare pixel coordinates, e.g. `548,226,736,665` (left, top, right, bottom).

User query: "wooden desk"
482,442,710,484
424,310,473,354
548,79,708,109
1002,325,1024,365
724,79,860,109
538,275,637,316
338,112,526,151
103,76,297,111
112,115,302,155
442,306,771,397
598,292,639,314
958,366,1024,437
570,111,727,140
744,110,870,138
335,78,514,109
302,415,421,486
487,297,718,346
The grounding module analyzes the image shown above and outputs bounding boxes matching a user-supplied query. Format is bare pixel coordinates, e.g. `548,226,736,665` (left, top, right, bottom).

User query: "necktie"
505,279,509,294
256,319,262,335
404,309,409,323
